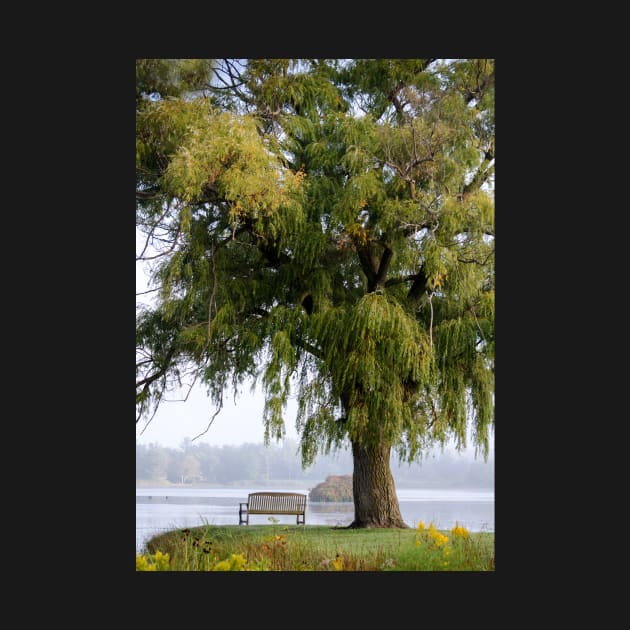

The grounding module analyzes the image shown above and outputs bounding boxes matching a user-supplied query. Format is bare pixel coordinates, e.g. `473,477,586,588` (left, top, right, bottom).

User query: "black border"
49,49,546,610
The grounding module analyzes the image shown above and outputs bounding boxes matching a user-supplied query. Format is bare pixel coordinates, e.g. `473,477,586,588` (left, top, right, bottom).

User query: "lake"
136,487,494,553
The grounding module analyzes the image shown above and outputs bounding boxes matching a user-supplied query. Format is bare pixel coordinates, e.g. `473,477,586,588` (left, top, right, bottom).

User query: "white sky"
135,378,300,448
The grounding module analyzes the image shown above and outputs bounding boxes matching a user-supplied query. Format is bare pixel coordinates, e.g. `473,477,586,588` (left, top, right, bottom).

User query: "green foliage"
307,293,433,447
136,59,214,106
137,59,494,471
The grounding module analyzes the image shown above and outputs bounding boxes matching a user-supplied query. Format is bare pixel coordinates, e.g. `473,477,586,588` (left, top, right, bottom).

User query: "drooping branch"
191,389,224,442
207,242,218,338
398,218,432,238
136,287,161,296
296,338,324,361
464,64,494,105
136,224,181,261
458,248,494,265
136,346,177,400
135,58,494,471
384,274,418,288
136,203,173,260
136,189,163,201
463,160,494,196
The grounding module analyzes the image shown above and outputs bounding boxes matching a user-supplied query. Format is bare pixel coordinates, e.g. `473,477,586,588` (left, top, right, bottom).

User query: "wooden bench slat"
238,492,307,525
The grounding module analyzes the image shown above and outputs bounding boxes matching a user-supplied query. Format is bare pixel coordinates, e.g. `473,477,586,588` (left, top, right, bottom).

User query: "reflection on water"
136,487,494,553
309,502,354,514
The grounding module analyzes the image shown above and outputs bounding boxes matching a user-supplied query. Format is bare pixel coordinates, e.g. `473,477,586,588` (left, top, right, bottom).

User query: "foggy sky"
135,380,300,448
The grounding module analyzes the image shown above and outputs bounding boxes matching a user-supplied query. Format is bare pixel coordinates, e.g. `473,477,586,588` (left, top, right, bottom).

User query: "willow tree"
136,59,494,528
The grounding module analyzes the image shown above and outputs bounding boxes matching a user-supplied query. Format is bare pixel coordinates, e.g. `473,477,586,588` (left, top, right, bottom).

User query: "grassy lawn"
138,523,494,571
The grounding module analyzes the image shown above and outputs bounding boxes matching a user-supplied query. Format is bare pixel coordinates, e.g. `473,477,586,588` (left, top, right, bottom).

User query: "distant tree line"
136,439,493,488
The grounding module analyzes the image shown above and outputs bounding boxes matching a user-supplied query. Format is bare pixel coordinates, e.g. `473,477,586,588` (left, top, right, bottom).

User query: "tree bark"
348,440,408,529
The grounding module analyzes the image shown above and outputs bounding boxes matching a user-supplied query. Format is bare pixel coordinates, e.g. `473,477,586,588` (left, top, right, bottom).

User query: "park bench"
238,492,307,525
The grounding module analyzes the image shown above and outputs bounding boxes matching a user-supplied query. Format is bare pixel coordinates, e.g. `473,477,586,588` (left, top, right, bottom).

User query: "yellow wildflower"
212,553,247,571
229,553,247,571
153,551,170,570
136,554,152,571
451,522,470,539
427,523,449,547
136,551,169,571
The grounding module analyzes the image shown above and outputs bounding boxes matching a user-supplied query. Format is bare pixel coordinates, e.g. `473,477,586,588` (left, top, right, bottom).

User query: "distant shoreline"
135,479,494,491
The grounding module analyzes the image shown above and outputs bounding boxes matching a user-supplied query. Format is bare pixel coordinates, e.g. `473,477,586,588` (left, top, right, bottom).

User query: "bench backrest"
247,492,307,514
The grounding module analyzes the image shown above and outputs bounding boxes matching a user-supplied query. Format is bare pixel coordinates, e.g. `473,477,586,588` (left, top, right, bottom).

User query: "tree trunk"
348,440,408,529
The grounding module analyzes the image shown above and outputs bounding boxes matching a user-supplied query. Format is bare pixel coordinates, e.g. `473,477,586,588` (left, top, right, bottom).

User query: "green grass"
138,522,494,571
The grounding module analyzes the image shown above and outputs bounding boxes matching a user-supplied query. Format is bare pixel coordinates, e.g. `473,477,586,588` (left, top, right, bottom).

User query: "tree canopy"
136,59,494,527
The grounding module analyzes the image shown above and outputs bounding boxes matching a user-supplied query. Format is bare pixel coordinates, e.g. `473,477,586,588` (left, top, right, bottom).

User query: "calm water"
136,487,494,553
